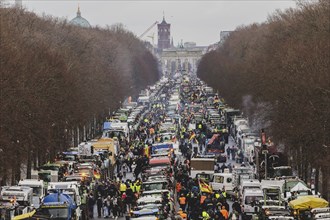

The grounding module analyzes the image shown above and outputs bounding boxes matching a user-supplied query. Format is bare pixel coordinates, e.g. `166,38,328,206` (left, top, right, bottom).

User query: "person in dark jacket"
232,199,242,214
96,193,103,217
88,193,95,218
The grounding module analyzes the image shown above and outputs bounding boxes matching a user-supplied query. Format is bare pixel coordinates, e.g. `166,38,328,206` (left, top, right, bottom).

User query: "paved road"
93,171,134,220
92,135,242,220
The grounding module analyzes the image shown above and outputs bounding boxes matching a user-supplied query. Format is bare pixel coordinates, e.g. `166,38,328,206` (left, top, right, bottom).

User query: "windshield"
32,186,42,196
105,131,125,139
142,182,168,191
245,196,263,205
38,173,51,182
41,207,69,219
40,165,59,171
142,191,168,197
63,155,75,161
138,203,161,210
149,163,169,168
152,149,170,155
243,186,260,192
197,174,212,182
273,168,292,177
266,209,291,216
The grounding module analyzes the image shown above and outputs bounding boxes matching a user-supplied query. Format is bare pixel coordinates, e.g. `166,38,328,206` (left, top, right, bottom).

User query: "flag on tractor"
199,179,213,193
189,132,196,141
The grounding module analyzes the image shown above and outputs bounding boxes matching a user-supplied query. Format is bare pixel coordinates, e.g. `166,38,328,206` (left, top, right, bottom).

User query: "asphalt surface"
92,136,243,220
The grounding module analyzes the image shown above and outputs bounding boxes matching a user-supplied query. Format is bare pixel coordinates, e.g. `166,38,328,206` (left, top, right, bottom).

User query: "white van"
242,188,264,217
211,173,233,192
240,179,261,199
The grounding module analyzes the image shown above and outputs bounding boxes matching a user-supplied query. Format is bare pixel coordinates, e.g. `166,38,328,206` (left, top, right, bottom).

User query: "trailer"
190,157,215,181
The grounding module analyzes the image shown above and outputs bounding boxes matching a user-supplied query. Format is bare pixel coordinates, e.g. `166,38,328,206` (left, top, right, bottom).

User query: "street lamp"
261,129,268,179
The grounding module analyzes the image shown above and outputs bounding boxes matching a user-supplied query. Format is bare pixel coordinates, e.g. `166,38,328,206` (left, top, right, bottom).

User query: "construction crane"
147,33,155,45
139,21,158,39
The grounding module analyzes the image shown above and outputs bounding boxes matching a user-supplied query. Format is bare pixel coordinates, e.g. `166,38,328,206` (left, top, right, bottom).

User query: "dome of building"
69,7,91,28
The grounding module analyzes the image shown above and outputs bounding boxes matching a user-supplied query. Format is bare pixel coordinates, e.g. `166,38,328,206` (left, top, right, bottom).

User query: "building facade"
160,43,207,76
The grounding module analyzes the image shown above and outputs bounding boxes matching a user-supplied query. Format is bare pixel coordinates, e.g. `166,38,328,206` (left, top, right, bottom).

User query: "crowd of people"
77,77,244,220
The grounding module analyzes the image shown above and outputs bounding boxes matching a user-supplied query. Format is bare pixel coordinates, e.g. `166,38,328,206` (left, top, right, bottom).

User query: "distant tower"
69,5,91,28
157,14,171,51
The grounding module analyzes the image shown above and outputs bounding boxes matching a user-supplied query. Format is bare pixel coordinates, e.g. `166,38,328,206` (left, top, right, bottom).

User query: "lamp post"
263,148,268,179
261,129,268,179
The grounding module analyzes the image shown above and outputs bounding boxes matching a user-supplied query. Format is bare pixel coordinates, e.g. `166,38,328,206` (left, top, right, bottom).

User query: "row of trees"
0,7,159,184
198,0,329,199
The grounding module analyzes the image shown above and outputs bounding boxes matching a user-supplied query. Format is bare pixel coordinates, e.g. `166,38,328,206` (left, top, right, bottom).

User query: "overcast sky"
18,0,297,46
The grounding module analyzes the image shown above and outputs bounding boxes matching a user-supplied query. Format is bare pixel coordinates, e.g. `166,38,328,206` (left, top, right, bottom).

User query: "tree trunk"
321,166,329,201
315,168,319,194
26,146,32,179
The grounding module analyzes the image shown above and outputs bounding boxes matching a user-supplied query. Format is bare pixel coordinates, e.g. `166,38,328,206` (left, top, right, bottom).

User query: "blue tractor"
36,192,77,219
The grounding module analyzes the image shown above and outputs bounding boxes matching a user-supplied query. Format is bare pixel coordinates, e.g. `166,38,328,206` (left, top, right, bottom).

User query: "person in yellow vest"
119,181,127,194
181,127,186,134
144,145,150,158
130,182,136,193
222,190,227,199
202,210,210,220
135,181,141,194
215,191,221,199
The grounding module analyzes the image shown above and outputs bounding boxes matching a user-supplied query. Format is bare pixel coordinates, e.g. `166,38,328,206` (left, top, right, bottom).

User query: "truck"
78,142,93,157
0,186,34,219
242,188,264,218
37,192,77,219
31,169,58,190
190,157,215,181
90,138,118,165
47,182,81,219
102,121,129,142
223,108,241,128
232,167,255,186
18,179,44,208
0,186,33,207
239,179,261,200
232,167,255,193
261,180,285,203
